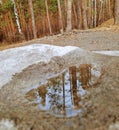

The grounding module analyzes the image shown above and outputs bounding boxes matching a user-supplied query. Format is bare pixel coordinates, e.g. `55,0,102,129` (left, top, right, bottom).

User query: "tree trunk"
28,0,37,39
94,0,97,27
11,0,23,35
105,0,107,19
73,1,78,27
45,0,52,35
76,0,82,29
98,0,103,25
64,0,67,19
87,0,91,28
57,0,63,33
66,0,72,32
102,1,105,22
81,0,88,29
114,0,119,25
91,0,94,27
108,0,111,18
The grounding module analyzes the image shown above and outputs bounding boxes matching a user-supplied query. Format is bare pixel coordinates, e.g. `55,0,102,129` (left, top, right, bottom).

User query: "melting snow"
0,44,78,89
93,51,119,56
1,44,117,90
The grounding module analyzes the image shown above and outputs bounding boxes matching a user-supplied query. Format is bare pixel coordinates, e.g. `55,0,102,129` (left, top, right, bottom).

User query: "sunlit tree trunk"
108,0,111,18
105,0,107,19
11,0,23,35
81,0,88,29
76,0,82,29
73,1,78,27
64,0,67,18
28,0,37,39
91,0,94,27
102,1,105,22
94,0,96,27
57,0,63,33
87,0,91,28
17,2,26,37
114,0,119,25
98,0,103,25
66,0,72,32
45,0,52,35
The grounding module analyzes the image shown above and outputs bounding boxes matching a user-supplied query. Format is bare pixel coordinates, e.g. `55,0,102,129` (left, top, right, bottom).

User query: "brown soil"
0,26,119,130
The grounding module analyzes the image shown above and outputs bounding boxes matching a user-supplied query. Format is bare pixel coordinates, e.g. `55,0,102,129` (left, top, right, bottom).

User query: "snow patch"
0,44,78,89
93,50,119,56
0,119,17,130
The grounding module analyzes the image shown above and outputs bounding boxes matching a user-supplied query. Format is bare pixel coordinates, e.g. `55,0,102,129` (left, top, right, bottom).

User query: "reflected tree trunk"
79,64,92,89
62,73,66,115
69,66,79,107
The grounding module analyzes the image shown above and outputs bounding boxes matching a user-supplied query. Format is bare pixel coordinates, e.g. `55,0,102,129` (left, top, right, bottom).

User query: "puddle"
26,64,101,117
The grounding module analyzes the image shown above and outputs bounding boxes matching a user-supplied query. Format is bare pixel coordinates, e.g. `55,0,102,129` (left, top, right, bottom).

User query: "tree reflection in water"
36,64,94,117
79,64,92,89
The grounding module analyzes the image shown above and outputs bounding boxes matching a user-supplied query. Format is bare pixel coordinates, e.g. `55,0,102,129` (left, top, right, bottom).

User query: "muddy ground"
0,29,119,130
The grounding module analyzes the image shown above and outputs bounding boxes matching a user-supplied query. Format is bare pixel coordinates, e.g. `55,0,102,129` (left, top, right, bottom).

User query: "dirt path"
36,30,119,51
0,29,119,130
0,28,119,51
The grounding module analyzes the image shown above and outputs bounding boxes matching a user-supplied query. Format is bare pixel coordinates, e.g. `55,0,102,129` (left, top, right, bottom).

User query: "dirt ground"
0,27,119,130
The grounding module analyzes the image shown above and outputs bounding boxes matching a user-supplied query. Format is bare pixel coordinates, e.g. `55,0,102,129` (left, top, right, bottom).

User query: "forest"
0,0,119,43
0,0,119,130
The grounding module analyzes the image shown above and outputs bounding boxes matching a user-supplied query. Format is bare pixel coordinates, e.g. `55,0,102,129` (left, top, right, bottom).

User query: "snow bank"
93,51,119,56
0,44,78,89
